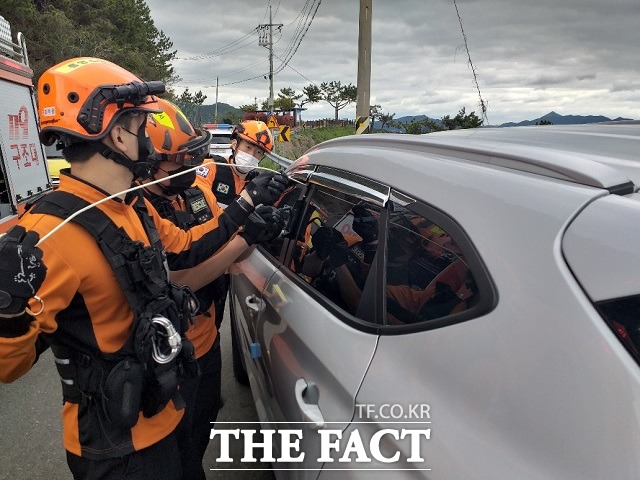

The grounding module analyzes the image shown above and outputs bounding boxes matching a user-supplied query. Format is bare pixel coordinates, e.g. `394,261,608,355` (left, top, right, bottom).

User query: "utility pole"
258,6,282,114
356,0,372,134
214,76,219,122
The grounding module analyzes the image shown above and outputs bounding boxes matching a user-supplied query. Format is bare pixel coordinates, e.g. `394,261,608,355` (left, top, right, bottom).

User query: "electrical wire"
453,0,489,124
176,28,260,61
173,1,320,92
274,0,321,76
274,53,314,83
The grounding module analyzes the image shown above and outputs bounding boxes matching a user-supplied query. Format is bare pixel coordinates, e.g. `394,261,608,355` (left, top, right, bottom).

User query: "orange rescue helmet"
37,57,163,147
231,120,274,153
146,98,212,167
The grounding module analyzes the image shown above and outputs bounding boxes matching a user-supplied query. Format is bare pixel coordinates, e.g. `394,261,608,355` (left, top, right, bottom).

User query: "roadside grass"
275,126,355,160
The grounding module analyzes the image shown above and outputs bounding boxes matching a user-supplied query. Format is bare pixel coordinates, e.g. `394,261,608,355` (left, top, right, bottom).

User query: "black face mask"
158,164,196,196
123,120,154,164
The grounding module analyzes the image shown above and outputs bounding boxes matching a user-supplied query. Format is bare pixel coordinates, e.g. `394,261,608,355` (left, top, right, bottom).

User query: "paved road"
0,309,273,480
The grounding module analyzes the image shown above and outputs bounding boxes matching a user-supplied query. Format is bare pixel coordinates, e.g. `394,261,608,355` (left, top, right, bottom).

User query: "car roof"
203,123,233,134
300,122,640,195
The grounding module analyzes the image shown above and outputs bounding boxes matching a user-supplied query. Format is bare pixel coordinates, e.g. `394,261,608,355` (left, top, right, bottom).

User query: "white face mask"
234,150,260,174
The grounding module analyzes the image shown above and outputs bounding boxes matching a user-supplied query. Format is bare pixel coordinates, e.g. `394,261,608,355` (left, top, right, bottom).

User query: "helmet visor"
178,129,212,166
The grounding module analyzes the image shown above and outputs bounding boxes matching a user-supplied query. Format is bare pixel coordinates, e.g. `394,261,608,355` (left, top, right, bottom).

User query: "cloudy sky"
145,0,640,125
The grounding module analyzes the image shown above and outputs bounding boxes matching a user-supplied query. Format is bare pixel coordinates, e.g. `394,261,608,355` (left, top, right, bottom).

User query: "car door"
230,245,281,418
249,168,389,477
318,195,496,477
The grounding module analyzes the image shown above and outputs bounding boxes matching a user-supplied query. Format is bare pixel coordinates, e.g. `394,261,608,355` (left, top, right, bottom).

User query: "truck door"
0,20,52,231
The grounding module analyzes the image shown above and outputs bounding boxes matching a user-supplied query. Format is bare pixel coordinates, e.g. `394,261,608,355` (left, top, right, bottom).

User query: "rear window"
563,196,640,366
597,295,640,363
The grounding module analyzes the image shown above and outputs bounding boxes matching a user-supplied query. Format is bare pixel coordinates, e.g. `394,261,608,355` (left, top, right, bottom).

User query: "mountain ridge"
194,105,634,129
495,111,633,127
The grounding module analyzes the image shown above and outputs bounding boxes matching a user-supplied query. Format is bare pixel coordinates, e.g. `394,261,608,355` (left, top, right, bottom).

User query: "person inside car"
385,211,474,324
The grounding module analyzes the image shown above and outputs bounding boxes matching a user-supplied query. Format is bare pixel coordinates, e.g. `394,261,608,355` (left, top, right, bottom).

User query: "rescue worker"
199,120,275,330
0,57,287,479
143,99,284,479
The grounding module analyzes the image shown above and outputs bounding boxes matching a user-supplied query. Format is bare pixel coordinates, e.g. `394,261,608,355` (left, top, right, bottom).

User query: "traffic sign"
278,125,290,142
267,114,279,129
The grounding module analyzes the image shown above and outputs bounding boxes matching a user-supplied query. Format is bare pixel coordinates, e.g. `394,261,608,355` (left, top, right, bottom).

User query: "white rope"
37,161,302,246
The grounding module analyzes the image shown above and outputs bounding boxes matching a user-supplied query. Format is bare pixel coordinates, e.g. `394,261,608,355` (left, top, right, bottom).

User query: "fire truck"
0,15,52,233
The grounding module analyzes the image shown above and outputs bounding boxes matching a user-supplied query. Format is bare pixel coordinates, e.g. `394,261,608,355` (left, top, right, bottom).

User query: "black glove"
325,240,349,269
256,205,285,243
245,171,289,206
312,227,344,260
0,226,47,315
240,206,285,245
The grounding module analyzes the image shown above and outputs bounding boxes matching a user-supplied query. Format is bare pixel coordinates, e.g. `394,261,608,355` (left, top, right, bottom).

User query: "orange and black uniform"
143,175,226,479
0,172,249,460
199,156,247,207
145,176,226,357
196,157,248,328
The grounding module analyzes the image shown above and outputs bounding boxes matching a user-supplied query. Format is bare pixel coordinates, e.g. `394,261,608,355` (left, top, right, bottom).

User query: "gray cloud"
145,0,639,124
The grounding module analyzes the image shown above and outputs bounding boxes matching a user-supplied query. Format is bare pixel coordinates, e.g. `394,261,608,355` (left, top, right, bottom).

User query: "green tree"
3,0,177,85
398,118,437,135
240,104,259,112
368,104,381,131
319,81,357,121
440,108,483,130
379,112,396,132
275,87,301,111
300,84,322,108
174,88,207,126
397,108,483,135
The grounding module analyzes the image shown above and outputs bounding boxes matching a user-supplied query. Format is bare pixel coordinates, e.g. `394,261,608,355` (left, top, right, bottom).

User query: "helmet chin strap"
98,143,150,180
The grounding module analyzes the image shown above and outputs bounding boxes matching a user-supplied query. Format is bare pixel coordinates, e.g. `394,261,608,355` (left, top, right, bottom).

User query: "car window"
209,135,231,144
288,184,383,321
596,295,640,366
384,201,479,326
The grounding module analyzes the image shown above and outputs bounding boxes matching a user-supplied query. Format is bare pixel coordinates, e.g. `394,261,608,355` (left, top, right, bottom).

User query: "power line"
176,28,260,60
173,1,320,92
274,54,314,83
274,0,321,75
453,0,489,124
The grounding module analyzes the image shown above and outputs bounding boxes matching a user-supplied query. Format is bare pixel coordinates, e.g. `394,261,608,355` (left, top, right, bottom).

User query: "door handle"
295,378,325,430
245,294,264,315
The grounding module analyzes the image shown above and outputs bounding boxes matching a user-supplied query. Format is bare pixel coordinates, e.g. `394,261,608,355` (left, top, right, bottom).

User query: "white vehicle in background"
202,123,234,158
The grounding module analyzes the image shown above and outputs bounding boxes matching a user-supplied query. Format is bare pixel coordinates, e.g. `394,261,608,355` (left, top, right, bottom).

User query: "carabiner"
150,315,182,364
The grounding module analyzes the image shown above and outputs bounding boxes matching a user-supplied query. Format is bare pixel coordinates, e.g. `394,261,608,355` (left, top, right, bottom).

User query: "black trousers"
66,431,182,480
174,341,222,480
211,274,230,329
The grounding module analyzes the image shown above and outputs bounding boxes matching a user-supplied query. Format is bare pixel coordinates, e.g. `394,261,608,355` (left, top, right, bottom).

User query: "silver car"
228,122,640,479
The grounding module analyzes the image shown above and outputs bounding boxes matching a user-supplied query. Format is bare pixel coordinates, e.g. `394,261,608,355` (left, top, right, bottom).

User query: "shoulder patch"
196,166,210,178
